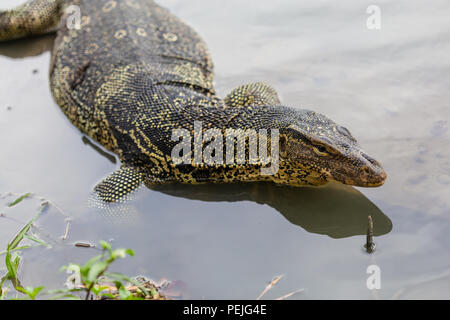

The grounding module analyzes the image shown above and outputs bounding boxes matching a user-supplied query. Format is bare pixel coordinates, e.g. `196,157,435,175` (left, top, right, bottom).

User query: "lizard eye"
312,145,328,156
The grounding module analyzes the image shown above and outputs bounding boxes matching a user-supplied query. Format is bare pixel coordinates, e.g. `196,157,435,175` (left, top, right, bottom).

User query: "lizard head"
276,109,386,187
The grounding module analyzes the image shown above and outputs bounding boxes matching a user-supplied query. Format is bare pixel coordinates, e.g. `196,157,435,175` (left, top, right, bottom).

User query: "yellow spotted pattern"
0,0,385,203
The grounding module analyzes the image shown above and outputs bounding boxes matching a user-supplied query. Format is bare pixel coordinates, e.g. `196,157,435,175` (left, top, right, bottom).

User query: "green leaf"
0,275,8,288
0,287,7,300
90,285,110,296
99,241,112,253
46,288,84,295
111,248,134,260
23,234,50,248
113,280,123,291
49,293,82,300
99,292,115,299
8,203,47,250
10,277,22,291
87,261,108,283
5,251,18,280
117,285,131,300
111,281,143,300
62,295,82,300
15,287,26,294
124,295,145,300
8,193,31,207
28,286,44,299
16,286,44,300
80,254,103,275
0,245,31,257
13,255,20,272
105,273,149,297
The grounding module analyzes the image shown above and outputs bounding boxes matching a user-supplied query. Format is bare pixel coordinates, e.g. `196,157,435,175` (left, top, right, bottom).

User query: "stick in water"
365,215,375,253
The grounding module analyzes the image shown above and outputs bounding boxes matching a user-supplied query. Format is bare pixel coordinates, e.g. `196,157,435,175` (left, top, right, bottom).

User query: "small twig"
256,275,284,300
275,288,304,300
365,215,375,253
45,199,70,219
74,242,94,248
390,288,405,300
85,283,94,300
61,219,71,240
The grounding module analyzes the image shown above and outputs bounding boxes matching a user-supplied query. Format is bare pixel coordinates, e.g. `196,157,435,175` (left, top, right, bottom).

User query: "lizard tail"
0,0,63,42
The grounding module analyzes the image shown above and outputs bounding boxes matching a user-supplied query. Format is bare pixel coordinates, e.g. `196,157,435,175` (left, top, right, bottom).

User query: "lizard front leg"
224,82,281,108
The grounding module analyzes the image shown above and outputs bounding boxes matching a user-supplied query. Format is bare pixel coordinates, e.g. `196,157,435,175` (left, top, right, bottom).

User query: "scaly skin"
0,0,386,202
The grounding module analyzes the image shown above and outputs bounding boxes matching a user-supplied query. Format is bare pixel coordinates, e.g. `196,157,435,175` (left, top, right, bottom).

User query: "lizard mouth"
363,169,387,187
359,152,387,187
330,152,387,188
337,169,387,187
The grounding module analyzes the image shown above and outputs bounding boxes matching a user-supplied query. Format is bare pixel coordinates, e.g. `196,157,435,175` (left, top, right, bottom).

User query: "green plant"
16,286,44,300
1,193,164,300
0,196,48,296
60,240,153,300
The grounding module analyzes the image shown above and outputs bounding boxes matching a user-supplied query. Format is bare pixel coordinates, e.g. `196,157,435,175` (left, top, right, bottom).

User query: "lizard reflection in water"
152,182,392,239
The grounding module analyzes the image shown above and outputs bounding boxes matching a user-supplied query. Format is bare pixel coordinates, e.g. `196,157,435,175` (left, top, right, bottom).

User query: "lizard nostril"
361,152,379,166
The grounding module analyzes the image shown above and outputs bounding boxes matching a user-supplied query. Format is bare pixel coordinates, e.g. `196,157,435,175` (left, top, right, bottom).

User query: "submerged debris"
257,275,284,300
364,215,376,253
74,242,94,248
256,275,304,300
61,219,71,240
275,289,305,300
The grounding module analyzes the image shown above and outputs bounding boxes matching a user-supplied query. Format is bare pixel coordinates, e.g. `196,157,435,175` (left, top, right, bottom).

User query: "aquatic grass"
3,250,21,288
61,240,139,300
0,202,48,295
0,245,31,257
1,193,165,300
8,203,47,250
47,240,163,300
7,192,31,207
0,287,7,300
16,286,44,300
23,234,50,248
0,197,78,298
1,237,162,300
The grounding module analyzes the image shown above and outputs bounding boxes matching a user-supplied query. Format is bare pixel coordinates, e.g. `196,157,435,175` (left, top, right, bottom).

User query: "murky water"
1,0,449,299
